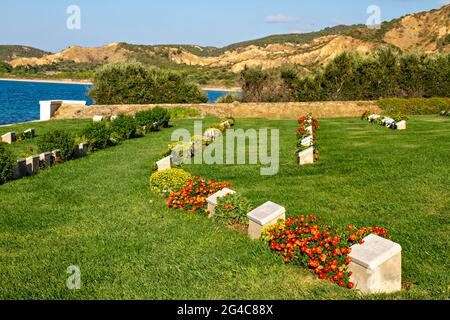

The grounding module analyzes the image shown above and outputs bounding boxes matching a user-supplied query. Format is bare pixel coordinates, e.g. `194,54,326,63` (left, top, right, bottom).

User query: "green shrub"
169,107,201,119
151,107,171,128
216,93,241,103
212,193,253,225
82,121,111,151
37,130,76,161
110,115,137,141
149,168,192,195
135,110,160,132
0,144,15,184
378,98,450,115
88,61,208,104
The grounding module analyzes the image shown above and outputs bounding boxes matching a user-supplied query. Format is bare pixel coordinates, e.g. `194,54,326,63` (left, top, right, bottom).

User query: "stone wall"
53,101,381,120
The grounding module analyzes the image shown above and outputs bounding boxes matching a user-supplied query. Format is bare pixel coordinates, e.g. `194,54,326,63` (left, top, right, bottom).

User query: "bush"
240,66,294,102
149,168,192,195
0,144,15,184
110,115,137,141
212,193,253,225
378,98,450,115
215,93,241,103
88,61,208,104
135,110,160,132
82,121,111,151
151,107,171,128
169,107,200,119
243,49,450,102
37,130,76,161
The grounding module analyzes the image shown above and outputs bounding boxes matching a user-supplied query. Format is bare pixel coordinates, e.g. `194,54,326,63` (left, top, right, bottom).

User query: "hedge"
377,98,450,115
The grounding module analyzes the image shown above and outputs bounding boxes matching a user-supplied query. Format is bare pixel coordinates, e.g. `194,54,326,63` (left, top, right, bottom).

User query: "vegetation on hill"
0,45,49,61
88,61,208,104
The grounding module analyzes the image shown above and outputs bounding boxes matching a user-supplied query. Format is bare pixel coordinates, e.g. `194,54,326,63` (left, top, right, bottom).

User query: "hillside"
2,4,449,73
0,45,49,62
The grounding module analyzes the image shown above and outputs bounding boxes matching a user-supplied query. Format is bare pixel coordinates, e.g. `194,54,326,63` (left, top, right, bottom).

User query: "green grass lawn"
0,116,449,299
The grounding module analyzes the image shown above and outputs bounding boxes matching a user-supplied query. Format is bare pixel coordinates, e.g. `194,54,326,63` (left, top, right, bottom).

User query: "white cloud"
441,0,450,5
265,14,299,24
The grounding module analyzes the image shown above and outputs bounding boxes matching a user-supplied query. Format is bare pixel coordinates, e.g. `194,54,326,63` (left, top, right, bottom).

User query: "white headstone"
78,142,89,157
39,152,51,167
396,120,406,130
111,115,118,121
26,155,40,174
93,115,104,122
24,128,36,138
247,201,286,240
156,156,173,172
1,132,16,144
301,135,313,147
348,234,402,294
203,128,222,141
298,147,314,165
368,114,380,121
13,158,27,179
206,188,236,217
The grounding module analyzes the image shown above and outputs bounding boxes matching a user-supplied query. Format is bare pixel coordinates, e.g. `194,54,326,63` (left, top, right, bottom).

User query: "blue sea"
0,79,233,125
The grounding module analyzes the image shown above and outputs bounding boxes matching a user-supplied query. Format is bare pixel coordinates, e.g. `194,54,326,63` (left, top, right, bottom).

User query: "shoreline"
0,77,241,91
0,77,93,85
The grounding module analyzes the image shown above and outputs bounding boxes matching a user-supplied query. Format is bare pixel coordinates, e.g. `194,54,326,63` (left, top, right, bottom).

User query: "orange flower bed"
167,177,232,213
261,214,387,289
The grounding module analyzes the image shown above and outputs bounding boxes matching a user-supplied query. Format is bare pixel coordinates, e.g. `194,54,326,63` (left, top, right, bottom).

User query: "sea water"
0,80,233,125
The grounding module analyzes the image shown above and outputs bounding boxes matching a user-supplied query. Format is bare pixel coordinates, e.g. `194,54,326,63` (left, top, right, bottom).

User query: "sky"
0,0,448,52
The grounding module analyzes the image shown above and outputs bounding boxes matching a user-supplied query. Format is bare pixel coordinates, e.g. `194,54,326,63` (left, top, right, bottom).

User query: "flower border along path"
150,117,402,294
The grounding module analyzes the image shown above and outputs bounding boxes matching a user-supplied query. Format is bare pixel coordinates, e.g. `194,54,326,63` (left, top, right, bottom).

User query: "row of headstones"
11,142,89,180
298,123,315,166
1,128,36,144
207,188,402,295
439,110,450,116
155,119,234,171
367,114,407,130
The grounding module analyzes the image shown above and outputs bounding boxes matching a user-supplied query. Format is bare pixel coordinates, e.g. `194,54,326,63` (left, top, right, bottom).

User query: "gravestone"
93,115,104,122
24,128,36,138
220,120,232,129
247,201,286,240
156,156,173,172
13,159,27,179
348,234,402,294
206,188,236,217
298,147,314,165
203,128,222,142
396,121,406,130
110,115,118,121
26,155,40,175
78,142,89,157
39,152,51,167
301,135,313,147
51,149,62,163
1,132,16,144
